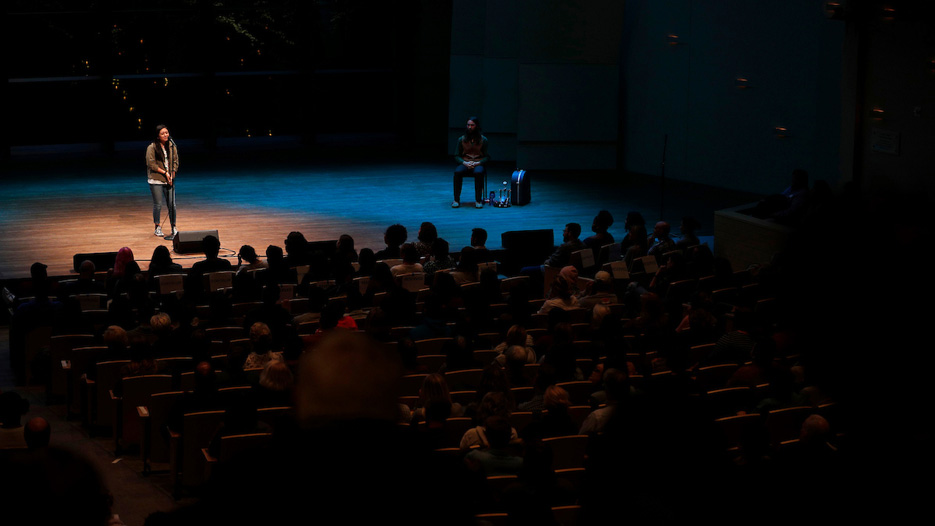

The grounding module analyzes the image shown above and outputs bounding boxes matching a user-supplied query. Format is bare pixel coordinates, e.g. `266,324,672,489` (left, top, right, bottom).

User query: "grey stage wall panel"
517,63,618,142
450,0,488,56
620,0,691,184
620,0,844,195
449,0,625,171
517,143,618,171
482,58,519,133
484,0,520,58
449,55,486,128
518,0,626,64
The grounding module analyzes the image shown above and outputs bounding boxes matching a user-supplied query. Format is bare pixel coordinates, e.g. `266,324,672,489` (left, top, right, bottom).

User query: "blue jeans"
453,164,485,202
150,183,176,226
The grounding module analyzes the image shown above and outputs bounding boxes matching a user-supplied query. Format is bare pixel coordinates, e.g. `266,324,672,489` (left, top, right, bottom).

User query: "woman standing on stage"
146,124,179,237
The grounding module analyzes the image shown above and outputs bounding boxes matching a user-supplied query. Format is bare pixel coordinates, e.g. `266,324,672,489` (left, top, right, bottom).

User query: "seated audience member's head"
285,231,308,257
800,414,832,444
592,210,614,234
239,244,259,264
260,359,294,393
418,373,452,407
24,417,51,449
102,325,128,353
400,243,420,265
504,325,527,347
337,234,356,255
249,322,273,352
202,235,221,259
151,312,172,336
78,260,96,279
505,345,528,383
592,271,612,291
358,248,376,272
559,266,579,286
384,224,408,248
193,360,218,394
471,227,488,248
548,276,573,301
543,385,571,412
113,247,135,277
624,211,645,231
418,222,438,245
266,244,284,264
30,262,50,297
591,304,612,327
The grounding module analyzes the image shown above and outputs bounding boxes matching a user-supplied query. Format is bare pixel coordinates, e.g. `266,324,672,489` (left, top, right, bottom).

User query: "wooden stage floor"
0,149,761,280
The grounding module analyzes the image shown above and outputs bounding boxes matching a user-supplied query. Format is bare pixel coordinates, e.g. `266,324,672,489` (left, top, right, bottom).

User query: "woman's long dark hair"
465,116,482,143
150,245,174,269
152,124,169,164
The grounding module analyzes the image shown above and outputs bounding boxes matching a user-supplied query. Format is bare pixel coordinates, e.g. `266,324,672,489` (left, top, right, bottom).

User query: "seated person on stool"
453,116,488,209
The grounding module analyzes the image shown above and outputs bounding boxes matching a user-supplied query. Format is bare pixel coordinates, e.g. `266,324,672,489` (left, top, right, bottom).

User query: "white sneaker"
154,226,164,237
475,201,484,209
171,226,178,236
451,201,460,208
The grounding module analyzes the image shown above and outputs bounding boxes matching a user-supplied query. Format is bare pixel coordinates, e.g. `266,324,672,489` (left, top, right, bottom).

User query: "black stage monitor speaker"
173,230,220,254
73,252,119,272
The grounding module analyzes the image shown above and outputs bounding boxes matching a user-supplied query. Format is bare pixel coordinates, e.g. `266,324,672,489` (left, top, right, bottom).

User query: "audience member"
374,223,408,260
24,417,51,449
236,244,268,272
414,222,438,258
647,220,676,262
579,368,628,434
10,262,63,380
59,259,106,300
546,223,583,268
422,238,455,278
390,242,424,277
186,235,232,300
463,416,523,476
450,246,479,284
583,209,614,252
676,216,701,250
335,234,359,265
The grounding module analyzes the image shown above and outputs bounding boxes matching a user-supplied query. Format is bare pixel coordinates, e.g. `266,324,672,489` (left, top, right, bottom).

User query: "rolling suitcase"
511,170,530,206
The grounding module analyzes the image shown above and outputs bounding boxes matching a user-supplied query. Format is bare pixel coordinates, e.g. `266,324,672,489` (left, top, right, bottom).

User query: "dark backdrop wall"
620,0,844,195
448,0,626,170
2,0,452,155
448,0,850,196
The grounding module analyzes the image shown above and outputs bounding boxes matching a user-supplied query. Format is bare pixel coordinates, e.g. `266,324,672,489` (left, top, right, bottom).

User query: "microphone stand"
163,137,176,240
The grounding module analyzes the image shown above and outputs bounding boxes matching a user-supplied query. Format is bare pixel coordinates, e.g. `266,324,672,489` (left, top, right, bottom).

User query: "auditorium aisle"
0,325,183,526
